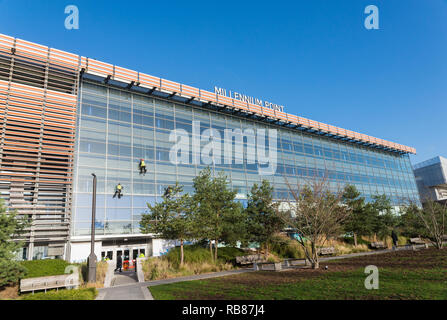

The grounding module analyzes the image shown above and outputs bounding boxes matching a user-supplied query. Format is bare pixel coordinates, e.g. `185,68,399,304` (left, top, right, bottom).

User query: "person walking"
113,183,123,199
115,254,122,273
391,230,399,249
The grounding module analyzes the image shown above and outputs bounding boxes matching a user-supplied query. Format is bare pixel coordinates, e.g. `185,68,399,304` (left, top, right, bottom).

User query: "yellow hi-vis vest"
141,160,145,167
117,184,122,190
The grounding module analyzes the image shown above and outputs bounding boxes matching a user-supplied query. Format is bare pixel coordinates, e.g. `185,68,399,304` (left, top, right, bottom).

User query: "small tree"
0,199,28,287
399,205,426,238
342,185,374,246
369,194,396,242
246,180,284,257
140,182,193,266
191,167,241,261
283,177,351,269
404,200,446,249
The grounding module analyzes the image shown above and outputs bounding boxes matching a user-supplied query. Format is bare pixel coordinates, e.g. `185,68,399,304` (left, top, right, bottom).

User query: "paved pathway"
96,246,421,300
97,270,152,300
111,271,138,286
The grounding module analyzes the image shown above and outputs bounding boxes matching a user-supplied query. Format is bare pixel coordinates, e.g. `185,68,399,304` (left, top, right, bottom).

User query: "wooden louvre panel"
0,39,77,247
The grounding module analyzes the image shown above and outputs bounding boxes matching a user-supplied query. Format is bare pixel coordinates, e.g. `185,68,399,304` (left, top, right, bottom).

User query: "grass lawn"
20,287,97,300
20,259,71,279
150,248,447,300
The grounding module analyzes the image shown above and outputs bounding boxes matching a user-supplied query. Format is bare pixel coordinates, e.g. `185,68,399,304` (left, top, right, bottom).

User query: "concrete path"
111,271,138,286
97,270,152,300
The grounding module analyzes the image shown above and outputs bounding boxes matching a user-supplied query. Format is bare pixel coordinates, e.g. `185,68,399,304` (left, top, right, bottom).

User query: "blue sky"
0,0,445,165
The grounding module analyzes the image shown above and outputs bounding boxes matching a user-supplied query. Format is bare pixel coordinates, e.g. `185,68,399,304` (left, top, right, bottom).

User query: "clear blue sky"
1,0,445,165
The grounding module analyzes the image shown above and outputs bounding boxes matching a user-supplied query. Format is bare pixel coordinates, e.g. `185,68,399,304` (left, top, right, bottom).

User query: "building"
413,156,447,204
0,33,420,262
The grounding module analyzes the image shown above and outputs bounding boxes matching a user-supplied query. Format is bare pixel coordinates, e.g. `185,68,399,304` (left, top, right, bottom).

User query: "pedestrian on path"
391,230,399,248
115,254,122,273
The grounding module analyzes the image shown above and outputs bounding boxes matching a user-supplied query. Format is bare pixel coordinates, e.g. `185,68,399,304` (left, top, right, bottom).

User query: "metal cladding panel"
263,108,275,118
180,84,200,98
200,89,217,103
0,34,79,248
49,48,79,70
298,117,310,127
327,125,338,135
275,110,288,122
86,58,113,78
161,79,181,92
0,34,14,54
114,66,138,83
139,73,160,88
286,114,299,125
217,94,233,106
248,103,262,115
233,99,249,111
319,123,329,132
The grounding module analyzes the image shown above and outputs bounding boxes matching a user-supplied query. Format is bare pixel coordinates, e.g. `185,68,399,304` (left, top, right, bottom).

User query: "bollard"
274,262,282,271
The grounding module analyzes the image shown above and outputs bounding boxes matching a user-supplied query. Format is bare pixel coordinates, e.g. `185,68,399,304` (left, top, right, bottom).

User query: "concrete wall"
69,241,102,263
152,239,178,256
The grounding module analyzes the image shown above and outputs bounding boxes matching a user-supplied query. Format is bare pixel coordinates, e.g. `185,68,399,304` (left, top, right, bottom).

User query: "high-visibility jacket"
140,160,145,167
117,184,122,190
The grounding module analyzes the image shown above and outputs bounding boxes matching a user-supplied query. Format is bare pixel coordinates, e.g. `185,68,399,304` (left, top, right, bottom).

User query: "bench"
235,254,265,265
410,238,426,245
370,241,387,249
318,247,336,256
20,273,79,294
253,261,282,271
282,258,305,267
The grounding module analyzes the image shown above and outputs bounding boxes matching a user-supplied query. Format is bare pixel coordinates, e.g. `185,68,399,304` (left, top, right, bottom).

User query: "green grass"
20,259,71,279
150,268,447,300
20,287,97,300
150,249,447,300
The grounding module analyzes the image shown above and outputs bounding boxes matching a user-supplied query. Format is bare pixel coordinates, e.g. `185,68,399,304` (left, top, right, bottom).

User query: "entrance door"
116,250,123,270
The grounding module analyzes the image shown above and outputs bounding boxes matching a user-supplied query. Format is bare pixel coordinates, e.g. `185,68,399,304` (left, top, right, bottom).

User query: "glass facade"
71,81,420,237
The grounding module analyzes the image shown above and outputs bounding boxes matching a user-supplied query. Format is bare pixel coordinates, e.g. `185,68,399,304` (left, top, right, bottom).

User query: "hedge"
20,259,71,279
21,287,97,300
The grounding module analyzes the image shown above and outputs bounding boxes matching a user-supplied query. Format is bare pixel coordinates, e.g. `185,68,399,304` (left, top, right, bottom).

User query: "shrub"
95,261,108,287
165,245,247,266
21,287,97,300
341,236,371,246
165,245,212,266
269,234,301,259
266,254,281,263
215,247,247,265
20,259,71,279
141,255,233,281
141,244,247,281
